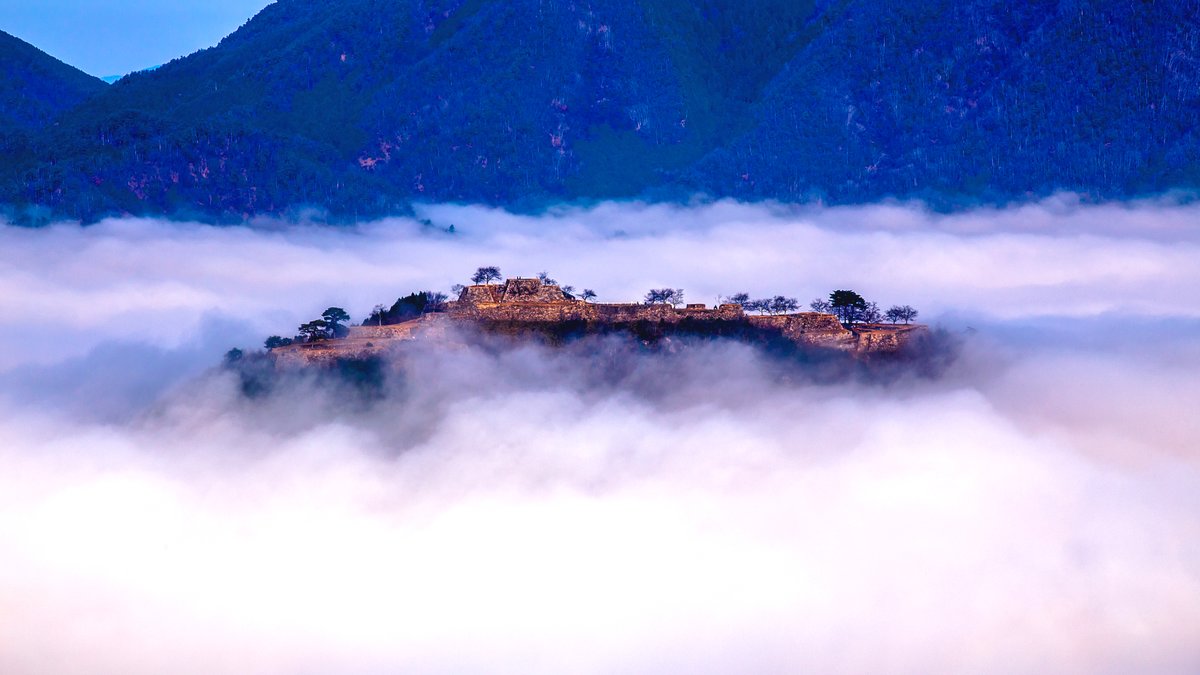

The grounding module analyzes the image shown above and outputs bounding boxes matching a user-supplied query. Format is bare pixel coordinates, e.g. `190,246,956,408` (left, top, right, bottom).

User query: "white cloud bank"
0,199,1199,673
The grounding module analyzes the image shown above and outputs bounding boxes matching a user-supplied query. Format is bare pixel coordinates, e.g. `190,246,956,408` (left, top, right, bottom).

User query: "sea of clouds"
1,197,1199,673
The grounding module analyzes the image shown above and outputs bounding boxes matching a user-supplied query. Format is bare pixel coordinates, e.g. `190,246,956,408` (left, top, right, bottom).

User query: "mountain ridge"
0,30,107,132
2,0,1197,222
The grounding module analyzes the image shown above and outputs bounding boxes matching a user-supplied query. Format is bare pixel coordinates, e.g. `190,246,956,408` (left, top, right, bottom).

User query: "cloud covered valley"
1,198,1199,673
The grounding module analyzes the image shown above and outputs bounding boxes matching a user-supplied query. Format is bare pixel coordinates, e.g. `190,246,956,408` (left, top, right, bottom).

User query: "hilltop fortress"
273,277,927,365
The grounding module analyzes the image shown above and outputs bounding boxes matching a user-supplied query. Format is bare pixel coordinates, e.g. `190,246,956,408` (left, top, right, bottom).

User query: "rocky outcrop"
852,324,929,355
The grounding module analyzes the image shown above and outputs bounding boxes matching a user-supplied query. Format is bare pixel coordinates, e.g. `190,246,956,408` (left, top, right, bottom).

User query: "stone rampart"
747,313,856,349
851,324,929,355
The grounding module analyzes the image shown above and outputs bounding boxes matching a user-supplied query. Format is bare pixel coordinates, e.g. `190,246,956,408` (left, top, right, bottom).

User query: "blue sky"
0,0,270,77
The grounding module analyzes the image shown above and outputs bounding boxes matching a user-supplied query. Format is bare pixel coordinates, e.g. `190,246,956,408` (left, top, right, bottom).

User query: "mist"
1,198,1199,673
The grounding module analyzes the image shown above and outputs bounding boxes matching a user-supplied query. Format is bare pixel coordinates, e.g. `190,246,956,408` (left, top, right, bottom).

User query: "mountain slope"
3,0,1199,221
4,0,819,220
0,30,107,131
692,0,1200,202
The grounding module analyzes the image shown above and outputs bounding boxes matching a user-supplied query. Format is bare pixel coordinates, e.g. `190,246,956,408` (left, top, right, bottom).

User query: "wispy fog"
1,198,1199,673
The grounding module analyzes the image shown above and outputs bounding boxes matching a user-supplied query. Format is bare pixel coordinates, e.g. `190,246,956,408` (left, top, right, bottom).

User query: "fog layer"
1,199,1198,673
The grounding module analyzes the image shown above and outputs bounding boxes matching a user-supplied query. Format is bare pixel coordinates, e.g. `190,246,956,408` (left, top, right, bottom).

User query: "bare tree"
645,288,684,306
425,292,449,312
724,292,751,308
472,266,502,285
885,305,919,324
810,298,833,313
860,301,882,324
580,289,597,302
769,296,800,315
745,299,770,314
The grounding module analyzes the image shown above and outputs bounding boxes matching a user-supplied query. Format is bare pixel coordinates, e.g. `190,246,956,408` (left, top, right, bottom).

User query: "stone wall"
458,279,572,305
747,313,856,350
452,296,747,324
851,324,929,355
458,285,503,304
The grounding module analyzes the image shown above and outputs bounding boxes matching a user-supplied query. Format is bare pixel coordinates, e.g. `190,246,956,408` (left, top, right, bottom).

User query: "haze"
1,198,1199,673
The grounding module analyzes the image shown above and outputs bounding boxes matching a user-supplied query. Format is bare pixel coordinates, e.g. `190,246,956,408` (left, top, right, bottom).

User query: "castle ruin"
273,277,926,365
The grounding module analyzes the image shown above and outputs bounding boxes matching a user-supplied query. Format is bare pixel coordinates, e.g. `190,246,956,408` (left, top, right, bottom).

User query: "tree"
745,299,770,314
451,283,466,298
322,307,351,338
537,271,558,285
886,305,919,324
725,292,751,308
472,266,502,285
810,298,833,313
580,289,597,302
860,301,882,324
223,348,244,364
829,290,868,324
264,335,293,350
646,288,684,306
425,291,449,312
769,296,800,315
298,319,330,342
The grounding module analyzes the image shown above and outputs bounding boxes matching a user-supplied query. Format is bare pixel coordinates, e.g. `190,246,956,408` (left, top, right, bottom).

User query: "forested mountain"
694,0,1200,203
0,31,107,131
0,31,108,190
2,0,1198,222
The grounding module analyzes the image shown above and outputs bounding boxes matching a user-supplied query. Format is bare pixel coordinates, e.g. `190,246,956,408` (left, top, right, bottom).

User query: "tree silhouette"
886,305,919,324
645,288,684,306
322,307,351,337
829,290,868,324
298,319,330,342
580,289,597,302
860,301,882,324
769,296,800,315
472,266,502,285
745,299,769,314
725,292,751,308
425,292,449,312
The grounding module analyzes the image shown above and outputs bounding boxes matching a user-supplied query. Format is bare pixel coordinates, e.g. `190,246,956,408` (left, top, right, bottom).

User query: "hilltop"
4,0,1198,221
0,31,107,132
267,277,930,368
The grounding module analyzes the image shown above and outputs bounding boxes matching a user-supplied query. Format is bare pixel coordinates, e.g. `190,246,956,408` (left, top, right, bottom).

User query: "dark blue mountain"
2,0,1197,221
693,0,1200,203
0,30,107,131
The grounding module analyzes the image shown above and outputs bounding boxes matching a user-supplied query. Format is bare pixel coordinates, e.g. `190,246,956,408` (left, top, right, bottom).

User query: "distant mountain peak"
0,30,107,131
